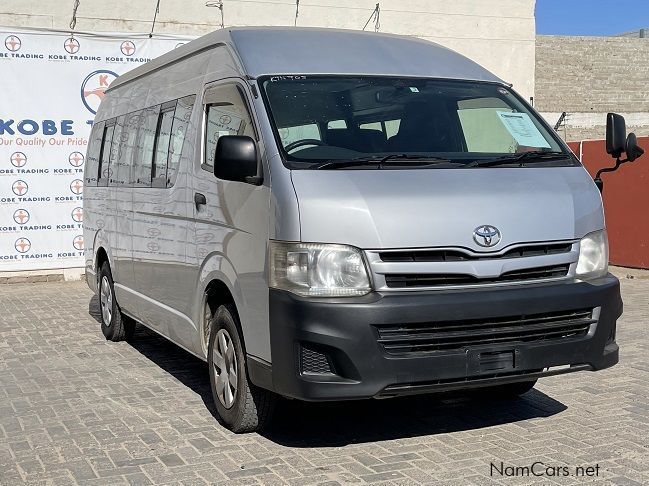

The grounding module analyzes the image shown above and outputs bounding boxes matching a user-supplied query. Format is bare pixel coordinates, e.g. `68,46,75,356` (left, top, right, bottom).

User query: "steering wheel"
285,139,327,153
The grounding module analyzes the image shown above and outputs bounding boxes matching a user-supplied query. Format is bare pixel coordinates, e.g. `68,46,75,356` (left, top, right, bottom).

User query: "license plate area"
469,349,516,373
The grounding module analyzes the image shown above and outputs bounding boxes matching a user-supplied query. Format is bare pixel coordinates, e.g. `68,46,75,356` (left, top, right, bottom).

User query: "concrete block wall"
0,0,537,99
536,35,649,141
536,35,649,113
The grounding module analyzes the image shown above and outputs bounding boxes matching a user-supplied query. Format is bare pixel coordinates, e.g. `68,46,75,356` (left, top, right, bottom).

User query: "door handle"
194,192,207,210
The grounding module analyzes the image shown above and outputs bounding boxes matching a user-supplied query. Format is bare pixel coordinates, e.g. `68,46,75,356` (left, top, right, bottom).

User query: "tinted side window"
115,112,139,186
85,122,104,187
204,85,255,167
168,95,195,187
152,108,175,188
97,122,115,187
108,116,124,186
133,106,159,187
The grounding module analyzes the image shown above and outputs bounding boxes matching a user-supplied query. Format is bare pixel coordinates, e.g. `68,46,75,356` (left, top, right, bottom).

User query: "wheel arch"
201,276,246,358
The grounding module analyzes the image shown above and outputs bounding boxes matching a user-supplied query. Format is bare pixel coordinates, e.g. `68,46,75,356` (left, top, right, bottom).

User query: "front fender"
192,251,246,356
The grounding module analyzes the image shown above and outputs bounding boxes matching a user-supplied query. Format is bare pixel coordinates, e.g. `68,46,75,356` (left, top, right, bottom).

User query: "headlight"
270,241,371,297
576,230,608,279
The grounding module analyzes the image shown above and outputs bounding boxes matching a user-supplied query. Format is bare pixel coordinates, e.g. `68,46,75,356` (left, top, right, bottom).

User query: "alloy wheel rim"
212,329,238,409
100,276,113,326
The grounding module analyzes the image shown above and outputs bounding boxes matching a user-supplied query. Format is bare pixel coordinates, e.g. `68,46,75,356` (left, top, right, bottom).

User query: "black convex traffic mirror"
214,135,263,185
625,132,645,162
595,113,644,192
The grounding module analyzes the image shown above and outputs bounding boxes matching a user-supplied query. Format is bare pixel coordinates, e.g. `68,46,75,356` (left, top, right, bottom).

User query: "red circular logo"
10,152,27,168
5,35,21,52
12,180,28,196
15,237,31,253
71,207,84,223
70,179,84,195
69,151,84,167
64,37,80,54
13,209,30,225
73,235,84,250
120,40,136,56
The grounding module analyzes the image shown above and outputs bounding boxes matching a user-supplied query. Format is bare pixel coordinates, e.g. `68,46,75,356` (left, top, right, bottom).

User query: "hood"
291,166,604,251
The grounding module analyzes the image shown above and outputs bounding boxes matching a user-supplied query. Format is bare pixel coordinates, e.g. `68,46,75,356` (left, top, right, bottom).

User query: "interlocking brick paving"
1,273,647,485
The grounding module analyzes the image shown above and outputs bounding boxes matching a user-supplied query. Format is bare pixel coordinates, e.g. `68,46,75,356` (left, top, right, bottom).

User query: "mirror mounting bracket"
594,156,629,193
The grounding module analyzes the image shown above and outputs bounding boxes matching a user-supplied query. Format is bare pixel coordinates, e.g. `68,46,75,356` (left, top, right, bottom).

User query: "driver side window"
203,84,255,167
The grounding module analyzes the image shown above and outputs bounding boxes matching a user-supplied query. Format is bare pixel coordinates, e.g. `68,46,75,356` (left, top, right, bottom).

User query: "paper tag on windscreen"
496,111,551,148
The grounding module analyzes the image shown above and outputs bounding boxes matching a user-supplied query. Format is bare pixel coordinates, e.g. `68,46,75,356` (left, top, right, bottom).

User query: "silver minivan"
84,27,629,432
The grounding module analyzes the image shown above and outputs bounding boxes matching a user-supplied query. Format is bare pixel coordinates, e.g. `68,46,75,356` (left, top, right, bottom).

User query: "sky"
536,0,649,36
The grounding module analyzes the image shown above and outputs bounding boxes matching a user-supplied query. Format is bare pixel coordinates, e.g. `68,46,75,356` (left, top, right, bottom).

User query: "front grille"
300,346,334,374
384,264,570,288
379,243,572,263
375,308,594,354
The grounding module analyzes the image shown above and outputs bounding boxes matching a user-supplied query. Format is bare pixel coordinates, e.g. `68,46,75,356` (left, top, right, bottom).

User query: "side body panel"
129,54,209,346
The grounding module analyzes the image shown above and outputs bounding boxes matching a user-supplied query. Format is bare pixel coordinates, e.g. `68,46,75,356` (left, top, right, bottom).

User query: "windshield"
260,76,573,168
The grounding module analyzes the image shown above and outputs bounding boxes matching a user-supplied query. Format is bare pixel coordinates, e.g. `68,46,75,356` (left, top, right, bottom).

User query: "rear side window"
97,122,115,187
152,107,175,188
203,84,255,167
108,116,124,186
85,122,104,187
133,106,159,187
115,113,139,186
91,95,195,189
168,95,195,187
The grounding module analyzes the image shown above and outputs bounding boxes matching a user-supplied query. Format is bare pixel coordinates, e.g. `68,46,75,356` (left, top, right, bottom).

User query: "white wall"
0,0,536,99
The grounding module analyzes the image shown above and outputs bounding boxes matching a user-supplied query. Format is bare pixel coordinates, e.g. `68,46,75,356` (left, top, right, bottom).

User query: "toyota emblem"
473,225,501,247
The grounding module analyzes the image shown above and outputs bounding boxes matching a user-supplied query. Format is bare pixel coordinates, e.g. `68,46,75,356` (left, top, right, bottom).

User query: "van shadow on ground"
88,296,567,447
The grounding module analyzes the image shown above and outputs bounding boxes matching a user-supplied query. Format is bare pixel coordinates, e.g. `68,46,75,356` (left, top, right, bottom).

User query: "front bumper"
263,275,622,401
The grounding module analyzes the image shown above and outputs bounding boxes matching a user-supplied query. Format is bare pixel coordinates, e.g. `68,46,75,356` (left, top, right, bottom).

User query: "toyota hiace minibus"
84,27,629,432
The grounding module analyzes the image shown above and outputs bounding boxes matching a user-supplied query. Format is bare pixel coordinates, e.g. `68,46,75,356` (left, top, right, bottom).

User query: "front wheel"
207,304,276,433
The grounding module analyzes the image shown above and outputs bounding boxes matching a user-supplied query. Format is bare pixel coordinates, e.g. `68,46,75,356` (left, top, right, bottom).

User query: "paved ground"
1,273,648,485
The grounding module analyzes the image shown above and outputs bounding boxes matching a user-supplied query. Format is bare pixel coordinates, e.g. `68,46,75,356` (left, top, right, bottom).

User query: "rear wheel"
98,262,135,342
208,303,276,433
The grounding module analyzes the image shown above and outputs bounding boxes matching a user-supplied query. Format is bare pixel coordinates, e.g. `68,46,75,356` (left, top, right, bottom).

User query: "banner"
0,27,194,272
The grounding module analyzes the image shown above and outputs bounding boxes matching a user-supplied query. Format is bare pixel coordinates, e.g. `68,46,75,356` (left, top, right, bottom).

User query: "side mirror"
213,135,263,185
595,115,644,193
606,113,626,158
625,132,645,162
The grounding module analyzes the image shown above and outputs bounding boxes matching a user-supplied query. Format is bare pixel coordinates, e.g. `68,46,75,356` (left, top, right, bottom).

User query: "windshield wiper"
315,153,453,170
465,151,570,168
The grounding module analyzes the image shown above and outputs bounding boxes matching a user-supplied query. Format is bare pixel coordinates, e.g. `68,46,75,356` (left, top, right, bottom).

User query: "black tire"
207,303,276,433
98,262,135,342
488,379,538,397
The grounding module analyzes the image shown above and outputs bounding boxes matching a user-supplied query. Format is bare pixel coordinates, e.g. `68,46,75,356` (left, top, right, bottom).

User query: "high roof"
109,27,504,91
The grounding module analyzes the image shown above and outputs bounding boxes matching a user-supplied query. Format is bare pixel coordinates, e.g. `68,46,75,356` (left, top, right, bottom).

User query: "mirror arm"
594,156,629,193
595,156,626,181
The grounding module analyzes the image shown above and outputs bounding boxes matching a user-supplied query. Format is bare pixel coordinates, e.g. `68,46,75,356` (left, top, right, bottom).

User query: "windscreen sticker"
496,111,551,148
